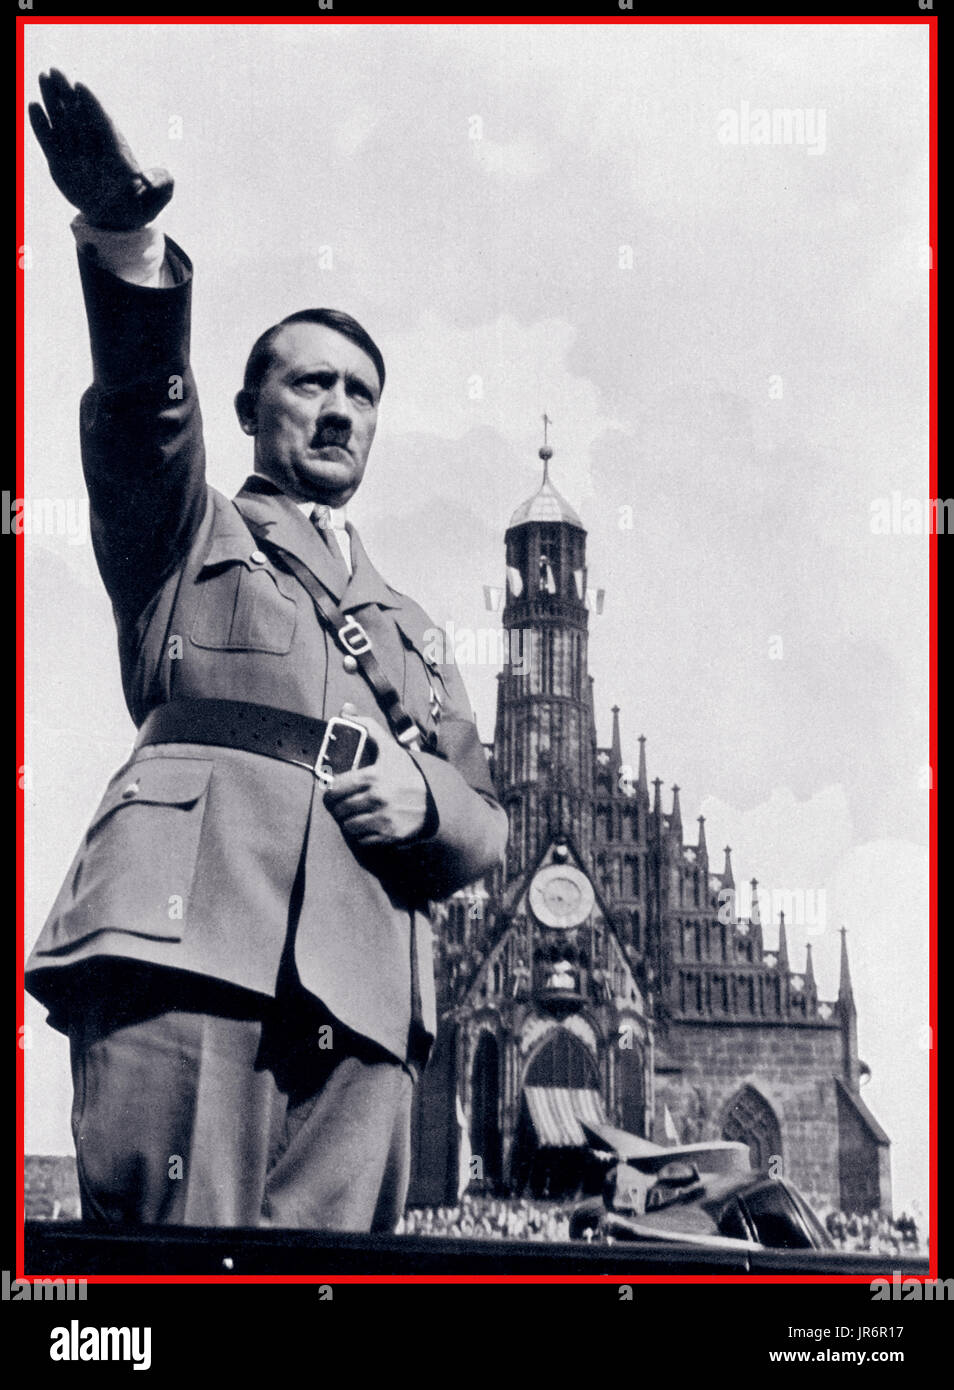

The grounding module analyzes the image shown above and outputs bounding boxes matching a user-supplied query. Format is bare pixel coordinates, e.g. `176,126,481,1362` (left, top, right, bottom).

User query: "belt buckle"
315,715,369,778
338,615,372,657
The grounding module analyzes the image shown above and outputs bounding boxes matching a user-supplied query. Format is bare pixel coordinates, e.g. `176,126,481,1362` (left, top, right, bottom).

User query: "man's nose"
315,407,352,438
321,378,354,417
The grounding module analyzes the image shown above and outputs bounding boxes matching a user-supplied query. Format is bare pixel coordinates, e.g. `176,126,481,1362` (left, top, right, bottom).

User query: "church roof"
507,447,584,531
834,1077,891,1146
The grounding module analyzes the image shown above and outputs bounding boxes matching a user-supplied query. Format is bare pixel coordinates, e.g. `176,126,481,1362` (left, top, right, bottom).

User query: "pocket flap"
199,532,263,571
197,531,297,599
88,758,214,835
197,530,265,575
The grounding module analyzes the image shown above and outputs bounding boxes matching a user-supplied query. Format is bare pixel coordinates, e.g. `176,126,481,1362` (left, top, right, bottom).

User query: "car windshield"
717,1199,754,1243
740,1182,814,1249
786,1184,834,1249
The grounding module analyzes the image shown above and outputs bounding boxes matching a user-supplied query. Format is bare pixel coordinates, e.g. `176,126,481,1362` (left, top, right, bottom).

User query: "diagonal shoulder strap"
246,525,427,751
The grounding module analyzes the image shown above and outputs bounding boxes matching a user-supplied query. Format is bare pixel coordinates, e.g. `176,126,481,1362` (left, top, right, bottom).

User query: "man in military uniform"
26,70,507,1232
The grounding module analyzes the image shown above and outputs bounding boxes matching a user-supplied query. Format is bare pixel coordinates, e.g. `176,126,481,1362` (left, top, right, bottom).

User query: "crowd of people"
401,1194,928,1252
822,1209,925,1255
399,1193,573,1242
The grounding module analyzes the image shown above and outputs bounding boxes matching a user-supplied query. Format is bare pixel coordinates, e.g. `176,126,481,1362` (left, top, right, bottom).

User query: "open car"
568,1123,833,1251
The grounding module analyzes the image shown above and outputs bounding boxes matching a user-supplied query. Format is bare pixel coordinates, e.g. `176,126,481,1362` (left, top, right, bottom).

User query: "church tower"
410,420,891,1218
493,422,596,879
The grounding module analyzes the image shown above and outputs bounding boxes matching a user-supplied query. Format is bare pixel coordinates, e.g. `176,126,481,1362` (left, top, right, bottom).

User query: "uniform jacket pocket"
39,757,215,952
190,533,298,653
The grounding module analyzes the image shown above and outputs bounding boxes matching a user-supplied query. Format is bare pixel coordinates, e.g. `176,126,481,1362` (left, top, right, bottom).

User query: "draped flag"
456,1093,473,1197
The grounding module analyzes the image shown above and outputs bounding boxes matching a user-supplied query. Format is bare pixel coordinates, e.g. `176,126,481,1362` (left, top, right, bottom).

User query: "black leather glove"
29,68,173,230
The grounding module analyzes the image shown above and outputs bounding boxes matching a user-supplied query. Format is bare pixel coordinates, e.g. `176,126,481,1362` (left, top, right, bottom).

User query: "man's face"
244,322,381,505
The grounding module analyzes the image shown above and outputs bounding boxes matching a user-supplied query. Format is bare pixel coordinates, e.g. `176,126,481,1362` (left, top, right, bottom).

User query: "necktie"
310,505,351,577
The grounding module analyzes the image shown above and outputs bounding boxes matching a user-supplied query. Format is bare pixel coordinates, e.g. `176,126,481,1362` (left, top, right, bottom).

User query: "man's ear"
234,389,257,435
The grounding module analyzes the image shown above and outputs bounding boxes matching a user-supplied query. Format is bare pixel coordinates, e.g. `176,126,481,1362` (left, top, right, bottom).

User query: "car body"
569,1124,833,1251
570,1169,834,1251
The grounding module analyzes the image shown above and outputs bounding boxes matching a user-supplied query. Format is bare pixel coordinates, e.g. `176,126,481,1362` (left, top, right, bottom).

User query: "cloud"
333,101,380,159
470,131,549,181
380,312,628,504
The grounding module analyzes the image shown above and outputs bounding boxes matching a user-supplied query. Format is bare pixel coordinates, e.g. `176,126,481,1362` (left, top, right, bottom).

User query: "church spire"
804,941,817,1002
670,785,682,840
652,777,663,819
838,926,855,1014
721,845,735,889
539,412,553,483
506,417,583,531
697,814,708,860
750,877,761,926
749,877,763,951
637,735,648,799
838,926,860,1091
610,705,622,774
777,909,789,971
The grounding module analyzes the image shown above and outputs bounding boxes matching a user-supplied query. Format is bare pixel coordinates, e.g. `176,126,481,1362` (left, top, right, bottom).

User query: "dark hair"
242,308,386,404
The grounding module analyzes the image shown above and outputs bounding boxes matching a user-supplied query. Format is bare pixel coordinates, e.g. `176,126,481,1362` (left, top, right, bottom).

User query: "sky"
22,22,931,1214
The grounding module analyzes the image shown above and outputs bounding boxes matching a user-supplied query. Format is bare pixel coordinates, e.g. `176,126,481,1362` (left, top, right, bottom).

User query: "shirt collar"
298,500,348,530
241,475,347,527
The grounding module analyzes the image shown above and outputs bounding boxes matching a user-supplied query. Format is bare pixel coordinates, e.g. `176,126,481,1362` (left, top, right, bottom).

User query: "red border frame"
16,13,940,1289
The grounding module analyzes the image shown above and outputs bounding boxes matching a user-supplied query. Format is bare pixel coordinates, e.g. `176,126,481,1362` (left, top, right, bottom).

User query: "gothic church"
410,439,891,1217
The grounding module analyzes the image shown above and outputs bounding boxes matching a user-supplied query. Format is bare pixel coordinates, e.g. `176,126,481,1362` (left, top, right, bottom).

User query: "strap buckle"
337,615,372,657
315,716,369,778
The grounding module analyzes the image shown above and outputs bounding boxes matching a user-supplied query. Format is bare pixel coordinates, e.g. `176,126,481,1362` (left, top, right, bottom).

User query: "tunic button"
121,781,140,799
342,655,359,673
250,550,268,565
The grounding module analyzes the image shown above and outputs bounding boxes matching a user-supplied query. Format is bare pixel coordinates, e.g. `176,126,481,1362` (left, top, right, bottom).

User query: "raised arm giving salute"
26,71,507,1233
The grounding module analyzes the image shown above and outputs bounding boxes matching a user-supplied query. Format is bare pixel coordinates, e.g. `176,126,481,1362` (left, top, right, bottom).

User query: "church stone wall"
658,1021,847,1212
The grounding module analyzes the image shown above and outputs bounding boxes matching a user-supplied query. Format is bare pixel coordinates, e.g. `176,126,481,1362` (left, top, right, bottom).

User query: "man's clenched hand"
323,707,431,846
29,69,173,230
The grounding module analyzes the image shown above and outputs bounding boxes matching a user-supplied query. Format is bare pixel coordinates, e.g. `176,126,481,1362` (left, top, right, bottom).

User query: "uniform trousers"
66,964,414,1232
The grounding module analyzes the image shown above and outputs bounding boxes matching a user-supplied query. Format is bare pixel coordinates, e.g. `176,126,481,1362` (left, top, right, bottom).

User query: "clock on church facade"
409,435,891,1216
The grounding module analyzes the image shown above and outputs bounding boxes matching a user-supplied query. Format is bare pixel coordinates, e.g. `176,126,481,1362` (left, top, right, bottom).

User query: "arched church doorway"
513,1028,604,1198
525,1027,600,1089
722,1085,782,1173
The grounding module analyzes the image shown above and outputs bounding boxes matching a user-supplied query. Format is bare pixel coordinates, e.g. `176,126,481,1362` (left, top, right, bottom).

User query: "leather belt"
135,699,376,776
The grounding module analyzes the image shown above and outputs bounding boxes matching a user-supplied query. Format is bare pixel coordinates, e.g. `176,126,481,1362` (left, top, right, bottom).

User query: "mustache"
311,420,352,449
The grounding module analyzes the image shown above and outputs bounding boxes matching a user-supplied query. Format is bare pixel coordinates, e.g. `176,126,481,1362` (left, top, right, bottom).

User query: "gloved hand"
29,68,173,230
323,705,431,846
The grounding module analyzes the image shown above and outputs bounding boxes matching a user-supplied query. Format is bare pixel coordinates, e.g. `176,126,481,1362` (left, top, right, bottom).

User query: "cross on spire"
539,412,553,477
